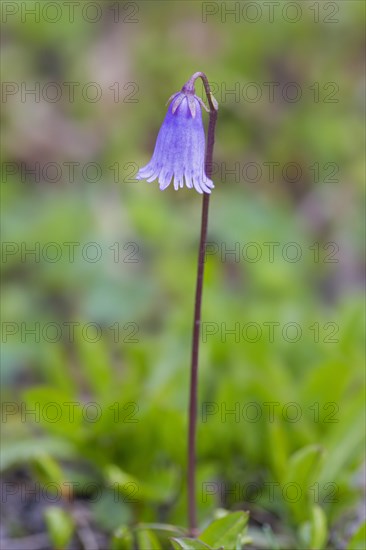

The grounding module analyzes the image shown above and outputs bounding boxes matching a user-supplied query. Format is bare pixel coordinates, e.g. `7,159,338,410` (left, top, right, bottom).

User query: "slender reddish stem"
187,73,218,535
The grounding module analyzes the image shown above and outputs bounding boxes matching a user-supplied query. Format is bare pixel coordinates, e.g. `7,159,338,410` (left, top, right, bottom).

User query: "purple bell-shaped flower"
136,83,214,194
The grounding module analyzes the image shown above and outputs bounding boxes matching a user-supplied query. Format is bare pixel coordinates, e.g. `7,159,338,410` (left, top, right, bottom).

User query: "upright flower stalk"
136,72,218,534
186,72,218,535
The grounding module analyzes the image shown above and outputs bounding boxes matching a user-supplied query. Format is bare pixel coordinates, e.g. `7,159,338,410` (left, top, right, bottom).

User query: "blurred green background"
1,1,365,549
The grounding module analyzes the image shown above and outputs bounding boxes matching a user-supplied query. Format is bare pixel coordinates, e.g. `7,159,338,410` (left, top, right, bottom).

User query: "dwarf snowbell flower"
136,80,214,194
136,72,218,535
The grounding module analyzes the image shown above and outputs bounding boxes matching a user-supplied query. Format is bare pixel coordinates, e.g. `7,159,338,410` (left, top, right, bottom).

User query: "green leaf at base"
200,511,249,549
171,537,215,550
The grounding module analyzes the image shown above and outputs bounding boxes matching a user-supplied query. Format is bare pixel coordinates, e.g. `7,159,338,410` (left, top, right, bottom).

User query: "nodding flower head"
136,82,214,194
